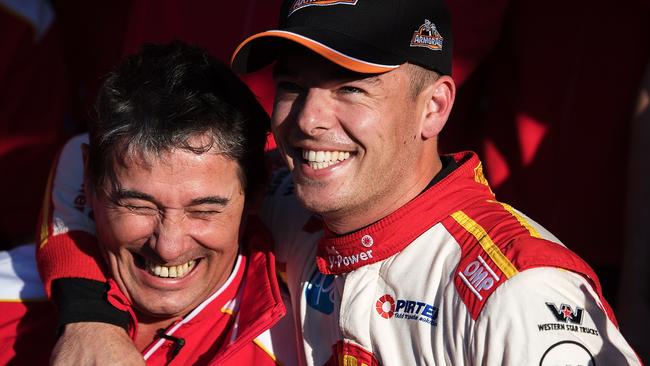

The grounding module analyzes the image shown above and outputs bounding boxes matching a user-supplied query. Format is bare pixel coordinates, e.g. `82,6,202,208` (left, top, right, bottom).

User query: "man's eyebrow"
112,190,229,207
189,196,230,206
113,189,157,203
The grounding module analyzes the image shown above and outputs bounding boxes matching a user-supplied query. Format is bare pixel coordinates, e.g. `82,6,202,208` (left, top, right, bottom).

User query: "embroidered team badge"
375,294,396,319
288,0,358,16
374,293,438,325
458,255,499,301
538,302,599,336
410,19,444,51
545,302,584,324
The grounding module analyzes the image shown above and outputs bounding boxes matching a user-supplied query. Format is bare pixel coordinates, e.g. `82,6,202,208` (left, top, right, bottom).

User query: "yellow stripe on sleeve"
451,211,519,279
489,200,542,239
39,162,57,249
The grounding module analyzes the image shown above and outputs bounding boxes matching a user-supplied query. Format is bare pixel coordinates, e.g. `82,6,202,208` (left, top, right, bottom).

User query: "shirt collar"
316,152,494,274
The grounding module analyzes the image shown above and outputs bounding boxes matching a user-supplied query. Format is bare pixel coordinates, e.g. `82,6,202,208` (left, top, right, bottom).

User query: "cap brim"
231,30,401,74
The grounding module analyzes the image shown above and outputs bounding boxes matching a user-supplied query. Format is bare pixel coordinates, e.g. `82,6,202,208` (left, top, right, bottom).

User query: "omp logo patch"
545,303,584,324
305,269,336,314
458,255,499,300
409,19,443,51
375,294,438,326
288,0,358,16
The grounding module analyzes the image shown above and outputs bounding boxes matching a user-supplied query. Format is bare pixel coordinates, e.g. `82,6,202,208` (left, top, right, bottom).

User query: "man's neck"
135,315,183,352
325,155,444,235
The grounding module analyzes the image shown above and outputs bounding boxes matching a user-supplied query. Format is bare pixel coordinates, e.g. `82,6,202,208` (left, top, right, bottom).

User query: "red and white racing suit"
38,135,641,365
261,152,642,365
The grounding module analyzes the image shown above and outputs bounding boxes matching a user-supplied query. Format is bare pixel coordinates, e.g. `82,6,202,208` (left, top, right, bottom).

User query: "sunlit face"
89,144,245,321
272,50,428,232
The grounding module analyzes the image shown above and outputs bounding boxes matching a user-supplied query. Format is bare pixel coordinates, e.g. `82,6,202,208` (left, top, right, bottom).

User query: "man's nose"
295,88,335,136
151,213,187,262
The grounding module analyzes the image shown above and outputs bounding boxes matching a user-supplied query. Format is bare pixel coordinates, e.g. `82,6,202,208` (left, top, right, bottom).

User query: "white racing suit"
262,151,642,365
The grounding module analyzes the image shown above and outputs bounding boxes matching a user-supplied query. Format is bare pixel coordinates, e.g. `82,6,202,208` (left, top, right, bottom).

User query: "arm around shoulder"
52,322,144,366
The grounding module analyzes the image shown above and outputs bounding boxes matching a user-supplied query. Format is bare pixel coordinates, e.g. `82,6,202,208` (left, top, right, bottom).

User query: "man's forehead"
101,148,242,201
109,135,222,171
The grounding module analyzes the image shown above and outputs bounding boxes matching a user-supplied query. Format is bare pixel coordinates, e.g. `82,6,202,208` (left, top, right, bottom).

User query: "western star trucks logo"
288,0,358,16
375,294,438,326
537,302,599,336
410,19,443,51
546,302,584,324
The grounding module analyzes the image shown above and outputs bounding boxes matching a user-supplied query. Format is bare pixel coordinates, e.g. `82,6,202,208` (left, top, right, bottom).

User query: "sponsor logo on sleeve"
457,255,499,300
305,269,336,314
288,0,358,16
537,302,599,336
540,341,595,366
375,293,438,326
409,19,443,51
546,303,584,324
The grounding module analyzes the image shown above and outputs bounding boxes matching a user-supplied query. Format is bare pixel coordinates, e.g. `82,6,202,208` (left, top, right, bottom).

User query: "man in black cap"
40,0,642,364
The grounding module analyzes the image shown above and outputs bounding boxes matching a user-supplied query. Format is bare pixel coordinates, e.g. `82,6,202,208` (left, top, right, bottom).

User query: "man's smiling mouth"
134,253,198,279
146,259,196,278
302,149,351,170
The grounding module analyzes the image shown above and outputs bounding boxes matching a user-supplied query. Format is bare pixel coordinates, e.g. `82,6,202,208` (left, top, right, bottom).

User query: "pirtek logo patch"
288,0,358,16
375,294,438,326
410,19,443,51
545,302,584,324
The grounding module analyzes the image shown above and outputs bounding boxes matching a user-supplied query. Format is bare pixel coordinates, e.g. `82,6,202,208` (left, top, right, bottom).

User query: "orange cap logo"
410,19,443,51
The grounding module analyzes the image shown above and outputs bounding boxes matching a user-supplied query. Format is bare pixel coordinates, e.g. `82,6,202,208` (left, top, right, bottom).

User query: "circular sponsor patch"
540,341,595,366
361,235,374,248
375,294,395,319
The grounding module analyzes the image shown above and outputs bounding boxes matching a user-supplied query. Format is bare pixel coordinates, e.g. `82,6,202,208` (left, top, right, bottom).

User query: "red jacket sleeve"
35,134,107,297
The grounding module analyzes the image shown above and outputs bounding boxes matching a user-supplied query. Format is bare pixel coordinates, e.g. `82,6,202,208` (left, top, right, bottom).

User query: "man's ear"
420,75,455,139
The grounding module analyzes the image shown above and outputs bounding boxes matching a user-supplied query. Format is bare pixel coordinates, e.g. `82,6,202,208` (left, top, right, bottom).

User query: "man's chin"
133,297,194,321
296,189,345,217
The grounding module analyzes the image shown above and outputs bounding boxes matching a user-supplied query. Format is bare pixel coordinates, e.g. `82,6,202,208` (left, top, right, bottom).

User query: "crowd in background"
1,0,648,359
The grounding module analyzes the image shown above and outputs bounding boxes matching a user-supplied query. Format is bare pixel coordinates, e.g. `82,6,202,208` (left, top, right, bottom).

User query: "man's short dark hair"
405,63,440,99
88,41,270,198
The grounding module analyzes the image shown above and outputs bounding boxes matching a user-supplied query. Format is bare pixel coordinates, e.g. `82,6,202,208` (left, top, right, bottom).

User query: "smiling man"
1,41,297,365
89,134,247,351
36,0,641,365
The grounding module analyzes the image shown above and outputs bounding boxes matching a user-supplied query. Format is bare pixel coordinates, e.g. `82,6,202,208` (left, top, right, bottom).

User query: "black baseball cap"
231,0,452,75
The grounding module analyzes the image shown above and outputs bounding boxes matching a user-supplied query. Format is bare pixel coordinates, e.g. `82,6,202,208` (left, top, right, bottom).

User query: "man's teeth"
146,260,196,279
302,150,351,170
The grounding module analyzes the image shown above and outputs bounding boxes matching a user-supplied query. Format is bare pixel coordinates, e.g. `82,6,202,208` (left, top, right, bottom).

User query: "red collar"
316,152,494,274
